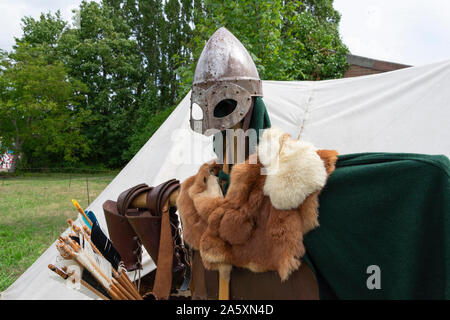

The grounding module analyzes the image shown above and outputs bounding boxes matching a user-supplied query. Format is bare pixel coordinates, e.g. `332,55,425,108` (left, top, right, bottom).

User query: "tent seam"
297,87,314,139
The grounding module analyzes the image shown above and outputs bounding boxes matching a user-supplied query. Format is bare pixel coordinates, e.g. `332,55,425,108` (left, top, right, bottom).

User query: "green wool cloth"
303,152,450,299
247,96,272,147
215,96,271,194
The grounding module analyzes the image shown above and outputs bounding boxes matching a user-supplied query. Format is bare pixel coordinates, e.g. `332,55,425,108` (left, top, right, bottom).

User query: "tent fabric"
303,152,450,299
2,59,450,299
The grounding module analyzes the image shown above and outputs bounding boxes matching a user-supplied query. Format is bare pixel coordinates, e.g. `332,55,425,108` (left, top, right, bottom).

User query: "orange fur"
177,150,338,281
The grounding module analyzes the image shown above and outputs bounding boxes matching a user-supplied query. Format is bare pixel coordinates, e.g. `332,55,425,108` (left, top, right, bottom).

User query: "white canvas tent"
2,59,450,300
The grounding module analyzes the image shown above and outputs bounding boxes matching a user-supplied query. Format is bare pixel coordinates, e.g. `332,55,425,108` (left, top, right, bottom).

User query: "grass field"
0,173,117,292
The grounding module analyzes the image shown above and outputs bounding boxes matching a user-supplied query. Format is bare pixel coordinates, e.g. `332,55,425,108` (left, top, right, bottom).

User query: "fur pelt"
177,128,338,281
258,127,328,210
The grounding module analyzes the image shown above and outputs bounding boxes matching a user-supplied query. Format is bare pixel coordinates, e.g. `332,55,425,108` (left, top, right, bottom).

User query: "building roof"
347,54,411,71
344,54,411,78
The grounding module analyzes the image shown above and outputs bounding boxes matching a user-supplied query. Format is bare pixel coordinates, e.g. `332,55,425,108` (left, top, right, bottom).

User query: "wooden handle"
219,274,230,300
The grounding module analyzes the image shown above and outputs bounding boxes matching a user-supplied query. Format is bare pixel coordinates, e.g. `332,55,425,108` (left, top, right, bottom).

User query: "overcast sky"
1,0,449,67
334,0,450,66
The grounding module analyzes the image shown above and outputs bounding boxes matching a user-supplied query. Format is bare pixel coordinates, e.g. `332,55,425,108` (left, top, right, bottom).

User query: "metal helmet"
190,27,263,135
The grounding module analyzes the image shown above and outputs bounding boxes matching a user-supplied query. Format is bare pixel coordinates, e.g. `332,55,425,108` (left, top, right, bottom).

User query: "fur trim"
257,127,328,210
176,128,339,282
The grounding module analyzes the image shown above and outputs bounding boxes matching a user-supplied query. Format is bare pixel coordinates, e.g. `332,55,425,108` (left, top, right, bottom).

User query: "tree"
1,0,349,169
58,1,144,167
105,0,196,163
177,0,349,92
0,43,90,170
18,11,67,49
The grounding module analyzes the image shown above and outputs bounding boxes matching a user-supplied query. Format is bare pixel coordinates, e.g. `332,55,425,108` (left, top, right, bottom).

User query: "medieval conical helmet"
190,27,263,135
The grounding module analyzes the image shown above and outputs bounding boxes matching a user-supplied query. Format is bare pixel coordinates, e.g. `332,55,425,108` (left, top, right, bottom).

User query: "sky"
0,0,449,67
0,0,94,51
334,0,450,66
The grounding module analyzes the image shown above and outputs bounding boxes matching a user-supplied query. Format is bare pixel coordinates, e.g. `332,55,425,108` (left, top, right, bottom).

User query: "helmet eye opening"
191,103,204,120
213,99,237,118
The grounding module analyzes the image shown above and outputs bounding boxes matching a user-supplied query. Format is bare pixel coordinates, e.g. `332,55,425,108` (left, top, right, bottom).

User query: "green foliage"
103,0,196,163
0,42,90,168
122,105,177,161
178,0,349,90
58,1,143,168
0,0,349,170
18,11,67,48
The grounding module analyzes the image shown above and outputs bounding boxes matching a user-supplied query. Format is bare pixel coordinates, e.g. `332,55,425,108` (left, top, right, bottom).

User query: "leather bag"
103,180,189,299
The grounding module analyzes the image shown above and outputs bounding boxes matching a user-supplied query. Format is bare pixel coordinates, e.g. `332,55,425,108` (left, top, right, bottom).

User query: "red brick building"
344,54,411,78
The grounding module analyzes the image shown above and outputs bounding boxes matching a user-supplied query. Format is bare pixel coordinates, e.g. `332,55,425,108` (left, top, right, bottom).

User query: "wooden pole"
86,176,90,205
217,122,242,300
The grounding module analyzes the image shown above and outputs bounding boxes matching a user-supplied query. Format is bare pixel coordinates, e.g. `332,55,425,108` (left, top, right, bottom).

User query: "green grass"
0,173,118,292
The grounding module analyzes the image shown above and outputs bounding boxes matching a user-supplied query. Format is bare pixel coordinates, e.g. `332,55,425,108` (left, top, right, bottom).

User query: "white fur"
257,127,327,210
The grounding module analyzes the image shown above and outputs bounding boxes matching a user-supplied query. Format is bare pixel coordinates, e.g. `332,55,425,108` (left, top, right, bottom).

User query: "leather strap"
151,200,174,300
116,180,183,299
242,102,254,132
117,183,150,216
147,179,182,299
147,179,180,216
125,186,152,215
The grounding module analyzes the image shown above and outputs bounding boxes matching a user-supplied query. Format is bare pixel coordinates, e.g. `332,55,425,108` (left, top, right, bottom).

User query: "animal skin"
177,128,338,281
